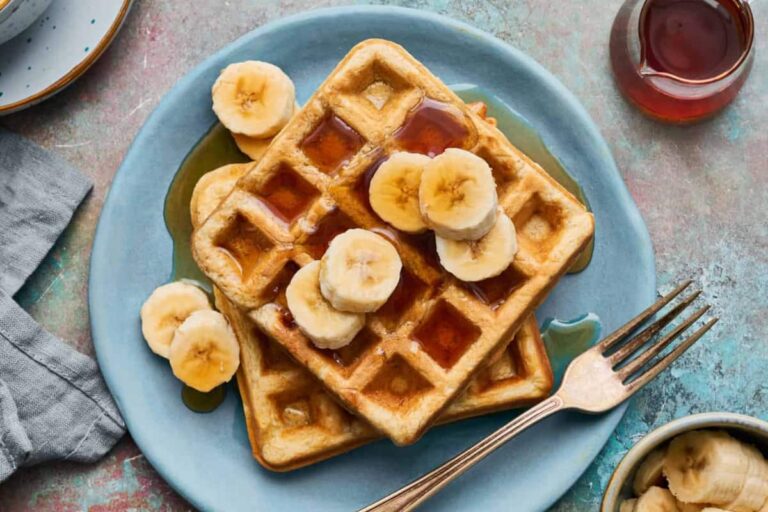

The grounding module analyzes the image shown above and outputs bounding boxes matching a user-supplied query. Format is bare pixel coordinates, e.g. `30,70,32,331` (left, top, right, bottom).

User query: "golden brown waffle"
193,39,594,444
214,289,552,471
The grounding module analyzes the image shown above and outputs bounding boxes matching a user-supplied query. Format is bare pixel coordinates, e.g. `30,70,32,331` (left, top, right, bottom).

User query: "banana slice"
212,61,295,138
636,486,681,512
232,133,273,162
369,152,431,234
726,442,768,512
677,501,711,512
232,102,300,160
140,281,211,358
190,163,251,228
701,508,733,512
665,430,753,506
635,448,669,495
419,148,498,241
286,261,366,349
621,499,638,512
435,210,517,282
319,229,402,313
168,310,240,392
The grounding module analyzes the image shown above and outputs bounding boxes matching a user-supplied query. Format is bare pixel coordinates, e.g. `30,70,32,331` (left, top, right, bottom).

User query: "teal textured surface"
0,1,765,510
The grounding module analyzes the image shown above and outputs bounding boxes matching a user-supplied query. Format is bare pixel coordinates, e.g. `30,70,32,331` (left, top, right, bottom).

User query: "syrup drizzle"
394,97,470,157
164,122,249,413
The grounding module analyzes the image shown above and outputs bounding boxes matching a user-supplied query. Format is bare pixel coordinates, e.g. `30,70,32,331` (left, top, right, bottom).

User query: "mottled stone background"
0,0,766,510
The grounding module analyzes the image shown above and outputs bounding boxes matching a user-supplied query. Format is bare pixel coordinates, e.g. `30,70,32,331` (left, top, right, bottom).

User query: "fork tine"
626,317,718,393
596,280,693,352
618,305,710,380
608,291,701,365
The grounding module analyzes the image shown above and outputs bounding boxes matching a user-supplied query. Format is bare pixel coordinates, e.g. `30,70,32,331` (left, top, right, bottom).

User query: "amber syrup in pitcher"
610,0,754,123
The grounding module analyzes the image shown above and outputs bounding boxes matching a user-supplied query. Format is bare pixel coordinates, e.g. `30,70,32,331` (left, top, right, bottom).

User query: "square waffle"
214,288,552,471
193,39,594,444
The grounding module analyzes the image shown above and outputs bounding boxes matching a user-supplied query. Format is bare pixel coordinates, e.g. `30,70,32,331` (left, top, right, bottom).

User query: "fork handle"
359,395,565,512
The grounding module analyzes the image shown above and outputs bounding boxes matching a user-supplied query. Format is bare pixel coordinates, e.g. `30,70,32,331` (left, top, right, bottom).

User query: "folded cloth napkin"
0,128,126,483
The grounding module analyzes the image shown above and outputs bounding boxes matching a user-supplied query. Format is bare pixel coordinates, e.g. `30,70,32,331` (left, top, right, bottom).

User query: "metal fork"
360,280,718,512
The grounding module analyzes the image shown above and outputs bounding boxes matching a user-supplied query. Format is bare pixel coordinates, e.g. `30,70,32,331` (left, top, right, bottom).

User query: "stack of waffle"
192,39,593,470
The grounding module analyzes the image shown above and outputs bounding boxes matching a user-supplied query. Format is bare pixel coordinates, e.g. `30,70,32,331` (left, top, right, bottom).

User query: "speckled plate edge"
89,6,657,511
0,0,133,115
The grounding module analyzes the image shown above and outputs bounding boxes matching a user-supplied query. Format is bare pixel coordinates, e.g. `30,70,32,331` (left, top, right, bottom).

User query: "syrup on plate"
164,123,249,412
181,384,227,413
164,123,248,287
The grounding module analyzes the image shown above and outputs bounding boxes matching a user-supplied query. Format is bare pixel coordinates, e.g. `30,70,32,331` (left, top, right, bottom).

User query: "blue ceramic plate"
90,6,655,511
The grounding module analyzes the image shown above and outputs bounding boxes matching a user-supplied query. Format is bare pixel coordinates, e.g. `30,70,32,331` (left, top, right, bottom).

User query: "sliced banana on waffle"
286,261,365,349
140,281,212,358
319,228,402,313
169,310,240,392
635,486,680,511
190,163,252,228
436,210,517,282
634,447,669,495
212,61,295,138
369,152,431,234
664,430,768,509
419,148,498,241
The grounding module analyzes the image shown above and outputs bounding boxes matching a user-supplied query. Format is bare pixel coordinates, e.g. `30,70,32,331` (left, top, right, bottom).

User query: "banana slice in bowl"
603,414,768,512
620,499,638,512
634,447,668,496
665,430,768,510
634,486,679,512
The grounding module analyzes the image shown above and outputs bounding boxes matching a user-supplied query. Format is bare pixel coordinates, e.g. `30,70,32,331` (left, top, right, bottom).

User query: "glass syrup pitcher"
610,0,755,123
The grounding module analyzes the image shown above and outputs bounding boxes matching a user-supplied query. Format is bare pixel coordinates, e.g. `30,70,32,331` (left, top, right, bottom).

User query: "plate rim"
89,5,656,511
0,0,134,115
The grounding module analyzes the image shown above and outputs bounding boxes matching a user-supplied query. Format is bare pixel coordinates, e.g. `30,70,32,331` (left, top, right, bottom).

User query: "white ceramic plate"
0,0,132,114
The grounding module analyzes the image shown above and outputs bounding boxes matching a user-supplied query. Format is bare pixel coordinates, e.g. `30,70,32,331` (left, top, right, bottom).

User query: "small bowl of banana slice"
602,412,768,512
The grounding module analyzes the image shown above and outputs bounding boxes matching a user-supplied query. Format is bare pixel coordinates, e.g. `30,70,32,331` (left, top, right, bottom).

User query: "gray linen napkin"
0,128,126,482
